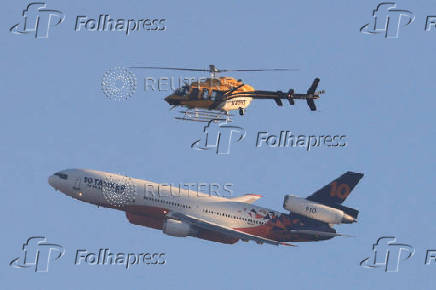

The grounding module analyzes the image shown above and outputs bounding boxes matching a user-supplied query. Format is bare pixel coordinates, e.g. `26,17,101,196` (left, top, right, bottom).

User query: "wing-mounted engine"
283,195,356,224
162,218,197,237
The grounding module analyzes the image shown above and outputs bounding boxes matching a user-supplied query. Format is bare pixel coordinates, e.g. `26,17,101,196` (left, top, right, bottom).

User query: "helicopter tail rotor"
283,78,323,110
287,89,295,106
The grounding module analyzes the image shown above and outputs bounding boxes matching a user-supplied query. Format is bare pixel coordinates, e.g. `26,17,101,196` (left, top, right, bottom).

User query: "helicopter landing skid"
175,109,233,123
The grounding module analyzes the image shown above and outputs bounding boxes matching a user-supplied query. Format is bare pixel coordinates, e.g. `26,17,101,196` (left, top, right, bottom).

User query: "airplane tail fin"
306,172,363,219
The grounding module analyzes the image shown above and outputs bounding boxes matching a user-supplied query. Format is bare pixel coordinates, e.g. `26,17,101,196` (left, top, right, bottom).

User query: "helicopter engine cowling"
283,195,356,224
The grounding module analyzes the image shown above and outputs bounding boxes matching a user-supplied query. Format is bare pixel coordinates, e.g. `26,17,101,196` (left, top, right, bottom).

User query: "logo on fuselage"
83,175,136,207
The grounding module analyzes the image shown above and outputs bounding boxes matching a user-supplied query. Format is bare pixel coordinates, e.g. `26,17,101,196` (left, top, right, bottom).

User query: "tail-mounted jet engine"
283,195,356,224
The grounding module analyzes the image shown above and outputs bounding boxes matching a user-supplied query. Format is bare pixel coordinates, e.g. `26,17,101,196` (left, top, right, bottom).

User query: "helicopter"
131,65,325,122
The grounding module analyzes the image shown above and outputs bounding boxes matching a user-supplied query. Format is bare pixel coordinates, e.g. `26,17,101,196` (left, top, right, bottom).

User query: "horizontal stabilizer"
307,99,316,111
274,98,283,106
290,230,351,238
307,78,320,95
335,204,359,220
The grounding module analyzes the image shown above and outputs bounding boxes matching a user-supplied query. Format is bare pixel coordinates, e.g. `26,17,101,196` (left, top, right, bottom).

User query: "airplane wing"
228,194,262,204
289,229,351,238
168,212,295,247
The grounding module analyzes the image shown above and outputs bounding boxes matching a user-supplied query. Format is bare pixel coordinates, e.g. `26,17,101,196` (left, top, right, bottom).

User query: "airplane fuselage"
48,169,336,244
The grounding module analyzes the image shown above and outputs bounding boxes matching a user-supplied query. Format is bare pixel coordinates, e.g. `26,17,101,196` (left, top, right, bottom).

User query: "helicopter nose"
165,96,179,105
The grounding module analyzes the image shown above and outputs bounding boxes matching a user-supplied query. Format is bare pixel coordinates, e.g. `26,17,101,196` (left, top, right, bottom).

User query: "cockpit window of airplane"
54,172,68,180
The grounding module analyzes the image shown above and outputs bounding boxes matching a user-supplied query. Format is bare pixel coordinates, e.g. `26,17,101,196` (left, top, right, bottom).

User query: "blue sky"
1,0,435,289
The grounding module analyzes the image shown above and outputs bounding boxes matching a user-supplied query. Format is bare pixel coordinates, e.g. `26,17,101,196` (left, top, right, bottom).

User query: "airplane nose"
48,174,57,189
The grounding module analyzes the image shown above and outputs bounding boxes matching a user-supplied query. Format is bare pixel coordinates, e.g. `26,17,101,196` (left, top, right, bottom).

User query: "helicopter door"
211,90,224,101
201,88,209,100
190,88,200,100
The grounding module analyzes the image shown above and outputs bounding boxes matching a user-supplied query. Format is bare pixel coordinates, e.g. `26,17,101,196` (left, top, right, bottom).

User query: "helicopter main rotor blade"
129,66,299,73
129,66,210,72
218,68,299,72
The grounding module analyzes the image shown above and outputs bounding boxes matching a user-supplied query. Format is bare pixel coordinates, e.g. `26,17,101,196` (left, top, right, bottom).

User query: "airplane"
48,169,363,246
131,65,325,122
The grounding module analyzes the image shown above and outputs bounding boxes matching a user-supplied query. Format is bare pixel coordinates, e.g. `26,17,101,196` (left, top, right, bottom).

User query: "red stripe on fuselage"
234,224,324,243
124,205,238,244
118,205,324,243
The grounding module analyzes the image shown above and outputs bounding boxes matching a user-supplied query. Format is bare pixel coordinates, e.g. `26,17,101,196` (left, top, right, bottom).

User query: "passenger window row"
202,209,265,225
143,196,191,209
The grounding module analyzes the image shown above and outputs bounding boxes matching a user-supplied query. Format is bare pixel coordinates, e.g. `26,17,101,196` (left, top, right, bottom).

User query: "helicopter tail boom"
228,78,324,111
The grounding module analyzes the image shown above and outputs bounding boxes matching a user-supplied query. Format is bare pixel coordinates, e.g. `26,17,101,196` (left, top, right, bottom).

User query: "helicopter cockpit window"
175,85,189,96
201,88,209,99
190,88,200,99
210,90,224,101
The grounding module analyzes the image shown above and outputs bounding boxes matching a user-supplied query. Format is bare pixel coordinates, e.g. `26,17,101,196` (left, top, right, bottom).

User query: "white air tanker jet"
48,169,364,246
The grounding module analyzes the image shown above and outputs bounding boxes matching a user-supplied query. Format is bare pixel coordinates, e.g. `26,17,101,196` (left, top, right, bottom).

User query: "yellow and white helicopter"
132,65,325,122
